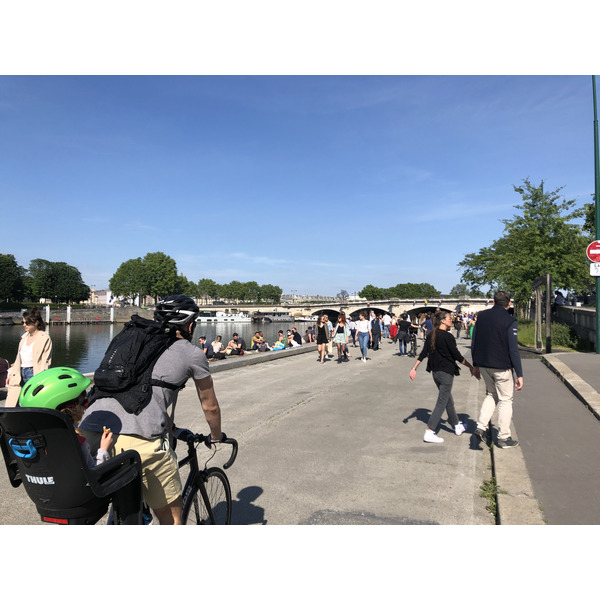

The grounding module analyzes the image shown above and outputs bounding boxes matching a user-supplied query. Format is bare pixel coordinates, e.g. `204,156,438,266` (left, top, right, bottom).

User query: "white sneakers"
423,429,444,443
424,422,466,444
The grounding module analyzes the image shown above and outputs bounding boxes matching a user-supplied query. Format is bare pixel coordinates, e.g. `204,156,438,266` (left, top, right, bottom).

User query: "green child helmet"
19,367,92,410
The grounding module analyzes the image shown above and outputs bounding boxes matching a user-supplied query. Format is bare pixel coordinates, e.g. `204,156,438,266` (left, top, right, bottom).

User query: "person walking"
396,313,411,356
472,291,524,449
316,314,330,364
409,311,479,443
453,313,463,338
355,311,372,363
371,314,382,350
389,313,398,343
6,307,53,407
324,314,334,357
348,316,357,347
332,312,350,363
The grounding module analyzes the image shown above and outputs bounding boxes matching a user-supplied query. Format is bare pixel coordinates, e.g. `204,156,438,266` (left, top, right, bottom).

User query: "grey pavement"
1,336,598,525
507,350,600,525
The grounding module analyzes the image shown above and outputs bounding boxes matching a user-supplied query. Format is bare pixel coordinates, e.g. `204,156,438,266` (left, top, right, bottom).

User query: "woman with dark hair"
409,311,478,443
316,313,330,364
6,307,53,406
355,310,372,363
396,313,411,356
332,312,350,363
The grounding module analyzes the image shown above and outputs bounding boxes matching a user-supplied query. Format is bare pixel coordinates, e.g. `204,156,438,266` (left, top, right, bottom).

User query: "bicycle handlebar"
172,427,238,470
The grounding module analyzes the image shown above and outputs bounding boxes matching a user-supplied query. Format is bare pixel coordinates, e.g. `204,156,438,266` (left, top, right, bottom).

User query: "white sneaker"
423,429,444,443
455,422,466,436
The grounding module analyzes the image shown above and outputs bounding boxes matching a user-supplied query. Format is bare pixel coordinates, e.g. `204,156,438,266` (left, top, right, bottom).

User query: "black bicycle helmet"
154,294,199,340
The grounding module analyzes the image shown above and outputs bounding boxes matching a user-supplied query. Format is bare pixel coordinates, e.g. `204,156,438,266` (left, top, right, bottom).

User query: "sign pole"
593,76,600,353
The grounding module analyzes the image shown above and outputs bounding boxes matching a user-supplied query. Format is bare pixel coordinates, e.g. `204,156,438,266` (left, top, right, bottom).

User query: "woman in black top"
316,314,330,364
409,311,479,443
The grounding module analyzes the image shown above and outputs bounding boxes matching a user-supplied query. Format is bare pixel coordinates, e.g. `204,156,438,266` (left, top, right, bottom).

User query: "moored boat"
196,310,252,323
251,310,294,323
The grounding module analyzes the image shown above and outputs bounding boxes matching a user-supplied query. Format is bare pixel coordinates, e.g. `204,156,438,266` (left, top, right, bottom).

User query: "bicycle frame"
174,428,237,524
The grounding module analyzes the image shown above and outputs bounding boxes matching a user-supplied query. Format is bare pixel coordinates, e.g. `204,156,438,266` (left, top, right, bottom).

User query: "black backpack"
87,314,183,415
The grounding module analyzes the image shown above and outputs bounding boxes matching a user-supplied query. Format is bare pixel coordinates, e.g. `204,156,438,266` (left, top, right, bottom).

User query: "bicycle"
174,427,238,525
108,429,238,525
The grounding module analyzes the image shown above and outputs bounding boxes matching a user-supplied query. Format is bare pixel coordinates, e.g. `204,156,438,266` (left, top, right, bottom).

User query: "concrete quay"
1,335,598,526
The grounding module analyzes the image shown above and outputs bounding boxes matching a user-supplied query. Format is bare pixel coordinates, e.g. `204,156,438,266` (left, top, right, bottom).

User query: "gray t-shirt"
80,339,211,439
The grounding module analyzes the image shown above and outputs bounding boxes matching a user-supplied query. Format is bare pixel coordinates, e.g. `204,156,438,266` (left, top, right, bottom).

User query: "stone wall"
0,306,154,325
556,305,597,348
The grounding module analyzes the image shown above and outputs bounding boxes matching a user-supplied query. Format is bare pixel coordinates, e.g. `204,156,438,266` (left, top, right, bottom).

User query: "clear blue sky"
1,75,595,296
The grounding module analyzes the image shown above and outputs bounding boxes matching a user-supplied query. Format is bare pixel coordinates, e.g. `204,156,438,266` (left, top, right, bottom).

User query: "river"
0,320,310,374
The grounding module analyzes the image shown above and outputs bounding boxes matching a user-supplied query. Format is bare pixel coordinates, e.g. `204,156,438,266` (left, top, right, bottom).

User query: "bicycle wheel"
184,468,232,524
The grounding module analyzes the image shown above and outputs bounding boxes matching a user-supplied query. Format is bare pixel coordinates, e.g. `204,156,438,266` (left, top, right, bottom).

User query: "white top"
355,320,371,334
19,342,34,368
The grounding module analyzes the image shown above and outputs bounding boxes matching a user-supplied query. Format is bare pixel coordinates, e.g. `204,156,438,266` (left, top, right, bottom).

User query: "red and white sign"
586,240,600,262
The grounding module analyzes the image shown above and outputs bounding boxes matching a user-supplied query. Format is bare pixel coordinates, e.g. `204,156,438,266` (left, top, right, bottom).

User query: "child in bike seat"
18,367,114,468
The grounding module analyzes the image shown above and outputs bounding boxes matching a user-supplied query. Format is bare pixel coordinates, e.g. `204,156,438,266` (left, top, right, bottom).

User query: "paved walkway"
1,336,598,526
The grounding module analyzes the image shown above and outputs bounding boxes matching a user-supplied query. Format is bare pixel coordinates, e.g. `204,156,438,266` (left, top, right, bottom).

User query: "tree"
242,281,261,303
583,198,596,237
336,290,349,300
28,258,55,301
197,278,218,303
449,283,485,297
458,179,592,304
109,257,146,304
174,274,197,298
359,284,385,300
260,284,282,303
141,252,178,302
53,262,90,303
27,259,90,303
0,254,24,301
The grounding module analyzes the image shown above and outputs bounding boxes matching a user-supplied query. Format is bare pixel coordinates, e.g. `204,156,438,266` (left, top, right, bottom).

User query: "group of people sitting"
198,328,305,360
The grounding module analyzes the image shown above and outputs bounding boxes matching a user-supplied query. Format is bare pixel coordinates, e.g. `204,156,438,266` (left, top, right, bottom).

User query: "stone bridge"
210,297,492,321
292,297,492,321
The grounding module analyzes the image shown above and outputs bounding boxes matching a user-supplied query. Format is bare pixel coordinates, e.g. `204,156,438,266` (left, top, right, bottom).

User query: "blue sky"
1,75,596,297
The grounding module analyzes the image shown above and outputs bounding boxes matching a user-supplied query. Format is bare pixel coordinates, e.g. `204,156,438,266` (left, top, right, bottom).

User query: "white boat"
196,310,252,323
294,315,318,323
252,310,294,323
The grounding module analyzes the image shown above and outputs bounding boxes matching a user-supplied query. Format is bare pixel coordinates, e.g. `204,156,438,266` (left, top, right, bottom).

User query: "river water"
0,320,310,374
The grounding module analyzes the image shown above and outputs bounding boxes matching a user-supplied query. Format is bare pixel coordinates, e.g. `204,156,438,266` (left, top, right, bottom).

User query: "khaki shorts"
82,431,182,510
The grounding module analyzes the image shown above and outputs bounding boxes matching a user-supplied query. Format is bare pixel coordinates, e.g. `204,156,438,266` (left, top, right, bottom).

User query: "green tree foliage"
449,283,486,297
359,284,386,300
0,254,25,301
458,179,592,304
109,257,146,303
359,282,441,300
142,252,178,302
197,278,218,302
583,198,596,237
53,262,90,303
260,284,282,303
28,259,55,301
174,274,198,298
28,258,89,303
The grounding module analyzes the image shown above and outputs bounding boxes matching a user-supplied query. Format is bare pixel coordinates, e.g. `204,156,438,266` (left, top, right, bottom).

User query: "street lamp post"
593,76,600,353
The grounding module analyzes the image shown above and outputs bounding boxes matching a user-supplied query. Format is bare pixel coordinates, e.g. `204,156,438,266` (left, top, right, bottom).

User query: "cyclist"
18,367,114,467
79,294,223,525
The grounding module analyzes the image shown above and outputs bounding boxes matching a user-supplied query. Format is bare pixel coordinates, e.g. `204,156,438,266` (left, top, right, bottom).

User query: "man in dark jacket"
472,291,524,448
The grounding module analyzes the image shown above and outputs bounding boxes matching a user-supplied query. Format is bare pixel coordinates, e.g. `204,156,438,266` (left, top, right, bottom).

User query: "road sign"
586,240,600,262
591,263,600,277
585,240,600,262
